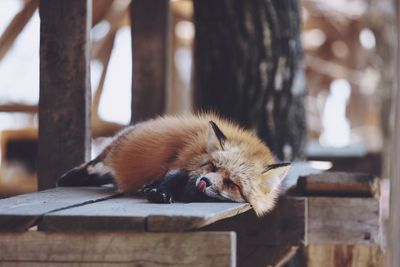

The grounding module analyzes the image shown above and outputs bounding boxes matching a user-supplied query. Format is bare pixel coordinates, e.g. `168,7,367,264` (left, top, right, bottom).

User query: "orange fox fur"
99,113,290,216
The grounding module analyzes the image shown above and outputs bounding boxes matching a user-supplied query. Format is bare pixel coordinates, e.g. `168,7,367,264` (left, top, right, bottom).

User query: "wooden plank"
38,0,92,190
40,196,251,232
0,187,119,231
130,0,170,123
203,197,306,267
307,197,380,244
297,172,379,197
0,231,236,267
304,244,383,267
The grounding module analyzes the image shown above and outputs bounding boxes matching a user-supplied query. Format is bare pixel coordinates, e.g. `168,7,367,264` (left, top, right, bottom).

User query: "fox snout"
196,177,212,192
194,175,232,201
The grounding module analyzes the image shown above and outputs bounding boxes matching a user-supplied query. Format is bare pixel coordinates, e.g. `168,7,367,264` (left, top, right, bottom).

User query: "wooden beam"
305,244,383,267
130,0,170,123
0,0,38,62
390,1,400,265
297,172,379,198
38,1,92,190
0,103,37,113
92,0,114,26
0,231,236,267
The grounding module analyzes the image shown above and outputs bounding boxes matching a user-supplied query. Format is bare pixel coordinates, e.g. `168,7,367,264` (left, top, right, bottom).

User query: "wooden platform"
0,186,380,266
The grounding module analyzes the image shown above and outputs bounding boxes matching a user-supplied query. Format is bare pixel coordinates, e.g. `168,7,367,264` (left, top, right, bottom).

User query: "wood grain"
304,244,383,267
204,197,306,246
40,196,251,232
38,0,92,190
297,172,379,197
0,187,119,231
307,197,380,244
130,0,170,123
0,231,236,267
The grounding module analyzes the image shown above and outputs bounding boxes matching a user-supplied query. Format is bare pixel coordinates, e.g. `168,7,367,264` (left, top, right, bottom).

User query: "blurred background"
0,0,394,197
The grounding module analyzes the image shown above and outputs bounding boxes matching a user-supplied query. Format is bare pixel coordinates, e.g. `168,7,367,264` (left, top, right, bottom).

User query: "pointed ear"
261,163,291,192
207,121,226,152
250,163,291,217
264,162,291,173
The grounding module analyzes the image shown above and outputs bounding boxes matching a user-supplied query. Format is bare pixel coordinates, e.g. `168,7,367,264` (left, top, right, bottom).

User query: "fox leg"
143,170,189,203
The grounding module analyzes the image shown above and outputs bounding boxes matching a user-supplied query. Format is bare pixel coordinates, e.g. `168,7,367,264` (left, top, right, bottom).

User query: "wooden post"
390,1,400,264
38,0,92,190
130,0,170,124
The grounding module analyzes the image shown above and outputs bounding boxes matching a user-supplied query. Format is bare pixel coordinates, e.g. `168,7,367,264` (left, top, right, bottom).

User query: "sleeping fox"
57,114,290,216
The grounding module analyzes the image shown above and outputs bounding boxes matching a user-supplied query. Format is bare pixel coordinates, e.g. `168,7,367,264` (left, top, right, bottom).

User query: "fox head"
189,121,290,217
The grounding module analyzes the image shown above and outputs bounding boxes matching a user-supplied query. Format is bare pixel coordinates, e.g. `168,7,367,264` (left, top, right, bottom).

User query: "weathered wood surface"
40,196,251,232
204,197,306,246
130,0,170,123
0,231,236,267
0,187,380,249
0,187,118,231
203,197,306,267
308,197,380,244
304,244,383,267
38,0,92,190
297,172,379,197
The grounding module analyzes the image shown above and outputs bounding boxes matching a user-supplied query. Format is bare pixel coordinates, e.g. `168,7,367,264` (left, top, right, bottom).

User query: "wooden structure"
0,186,380,266
0,1,384,266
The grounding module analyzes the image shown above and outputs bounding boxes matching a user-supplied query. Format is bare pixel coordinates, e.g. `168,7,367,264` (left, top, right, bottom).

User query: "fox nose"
200,177,212,187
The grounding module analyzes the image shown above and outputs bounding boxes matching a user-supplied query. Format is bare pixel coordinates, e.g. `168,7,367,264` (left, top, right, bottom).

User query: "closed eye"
223,179,248,202
200,161,217,172
223,179,238,188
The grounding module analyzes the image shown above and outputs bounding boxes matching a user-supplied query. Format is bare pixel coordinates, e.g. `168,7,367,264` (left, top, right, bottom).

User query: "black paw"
143,184,174,204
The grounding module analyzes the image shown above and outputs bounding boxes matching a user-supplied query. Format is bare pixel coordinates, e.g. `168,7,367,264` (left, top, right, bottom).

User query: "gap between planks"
0,187,122,231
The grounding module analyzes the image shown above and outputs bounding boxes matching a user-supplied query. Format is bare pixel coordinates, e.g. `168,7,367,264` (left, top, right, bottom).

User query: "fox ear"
261,163,291,192
250,163,291,217
263,162,291,174
207,121,226,152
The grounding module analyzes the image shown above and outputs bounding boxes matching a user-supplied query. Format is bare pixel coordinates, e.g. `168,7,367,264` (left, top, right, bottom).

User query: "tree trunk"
193,0,306,161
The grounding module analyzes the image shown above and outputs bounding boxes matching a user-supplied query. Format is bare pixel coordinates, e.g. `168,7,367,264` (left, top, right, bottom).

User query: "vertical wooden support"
390,1,400,264
130,0,170,124
38,0,92,190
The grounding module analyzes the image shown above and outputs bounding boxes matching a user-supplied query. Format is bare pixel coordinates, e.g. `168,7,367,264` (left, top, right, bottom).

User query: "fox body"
58,114,290,216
